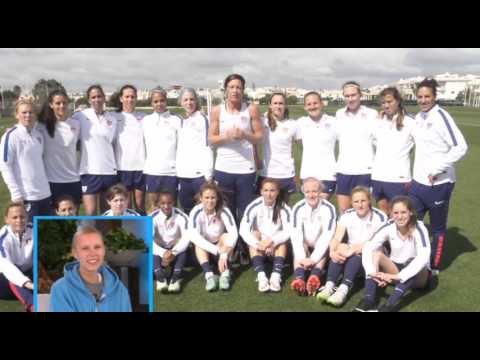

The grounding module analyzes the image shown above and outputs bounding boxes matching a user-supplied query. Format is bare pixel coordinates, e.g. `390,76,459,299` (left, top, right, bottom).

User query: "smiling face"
303,179,322,208
391,201,413,229
261,181,279,207
351,190,371,218
120,88,137,113
107,194,128,215
200,189,218,213
50,94,69,120
269,94,287,120
343,85,361,112
5,205,27,234
16,103,36,130
73,232,105,273
158,194,174,217
152,92,167,113
416,86,436,113
181,91,197,116
88,88,106,113
56,200,77,216
304,93,323,119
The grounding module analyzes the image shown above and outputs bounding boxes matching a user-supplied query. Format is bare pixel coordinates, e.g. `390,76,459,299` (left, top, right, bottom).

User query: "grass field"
0,105,479,312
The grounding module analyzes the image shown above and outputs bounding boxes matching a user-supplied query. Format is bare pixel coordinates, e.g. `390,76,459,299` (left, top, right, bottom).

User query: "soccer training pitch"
0,105,478,312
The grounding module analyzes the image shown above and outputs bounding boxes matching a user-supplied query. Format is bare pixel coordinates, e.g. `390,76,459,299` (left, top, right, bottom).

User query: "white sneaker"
257,273,270,293
316,284,335,302
168,280,181,293
326,286,349,307
156,280,168,293
269,273,282,292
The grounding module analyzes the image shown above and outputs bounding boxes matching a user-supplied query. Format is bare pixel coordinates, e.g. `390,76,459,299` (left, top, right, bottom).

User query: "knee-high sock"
326,261,344,284
251,256,266,273
154,255,166,282
341,255,362,288
171,251,187,282
387,276,415,307
364,278,378,304
294,267,306,280
272,256,285,275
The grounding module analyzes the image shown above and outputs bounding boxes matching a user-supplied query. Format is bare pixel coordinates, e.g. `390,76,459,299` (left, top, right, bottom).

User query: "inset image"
35,217,152,312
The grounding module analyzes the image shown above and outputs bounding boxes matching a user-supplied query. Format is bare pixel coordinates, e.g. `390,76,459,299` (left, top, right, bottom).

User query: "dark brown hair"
267,92,289,131
379,87,407,131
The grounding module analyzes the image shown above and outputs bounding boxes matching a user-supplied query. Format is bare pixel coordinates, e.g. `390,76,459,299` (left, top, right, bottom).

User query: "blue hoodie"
49,261,132,312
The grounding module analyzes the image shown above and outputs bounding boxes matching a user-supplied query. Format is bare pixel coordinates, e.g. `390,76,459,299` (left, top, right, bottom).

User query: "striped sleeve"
221,207,238,249
397,222,431,283
290,201,307,260
0,128,25,201
271,206,292,246
362,222,392,276
432,109,468,175
239,200,262,248
310,201,336,264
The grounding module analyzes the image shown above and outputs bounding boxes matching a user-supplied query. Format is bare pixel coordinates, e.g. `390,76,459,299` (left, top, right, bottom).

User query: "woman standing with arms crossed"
38,90,81,210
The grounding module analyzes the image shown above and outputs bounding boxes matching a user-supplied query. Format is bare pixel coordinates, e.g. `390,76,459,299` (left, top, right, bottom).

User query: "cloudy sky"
1,48,479,93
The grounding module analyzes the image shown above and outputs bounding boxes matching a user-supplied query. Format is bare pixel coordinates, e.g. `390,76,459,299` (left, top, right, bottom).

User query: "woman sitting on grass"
188,183,238,292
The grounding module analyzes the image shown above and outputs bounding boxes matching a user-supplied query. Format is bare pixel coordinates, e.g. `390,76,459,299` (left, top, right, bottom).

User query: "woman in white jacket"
152,190,190,294
355,196,432,312
240,178,292,293
176,88,214,215
189,183,238,292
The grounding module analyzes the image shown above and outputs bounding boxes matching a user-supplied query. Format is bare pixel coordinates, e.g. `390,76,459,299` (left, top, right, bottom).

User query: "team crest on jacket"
106,119,112,126
427,122,433,129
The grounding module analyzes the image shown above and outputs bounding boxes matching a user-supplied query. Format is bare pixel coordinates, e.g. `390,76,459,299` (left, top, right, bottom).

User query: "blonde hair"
351,186,372,203
15,99,35,114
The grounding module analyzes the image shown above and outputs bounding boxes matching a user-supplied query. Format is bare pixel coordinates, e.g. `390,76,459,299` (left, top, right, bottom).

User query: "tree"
32,79,67,104
287,95,298,105
107,91,120,109
13,85,22,99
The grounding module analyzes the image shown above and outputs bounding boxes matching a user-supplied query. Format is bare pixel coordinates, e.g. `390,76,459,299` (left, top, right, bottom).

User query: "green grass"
1,105,479,312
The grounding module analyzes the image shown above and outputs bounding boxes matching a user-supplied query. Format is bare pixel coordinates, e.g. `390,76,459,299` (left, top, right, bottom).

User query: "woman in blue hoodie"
49,226,132,312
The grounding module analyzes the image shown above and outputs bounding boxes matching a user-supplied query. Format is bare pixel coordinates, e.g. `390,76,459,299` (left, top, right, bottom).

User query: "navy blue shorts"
371,180,410,202
24,197,52,220
145,175,178,195
214,170,256,220
117,170,145,192
178,177,205,214
80,174,120,195
256,176,297,194
320,180,336,195
336,173,371,196
49,181,82,205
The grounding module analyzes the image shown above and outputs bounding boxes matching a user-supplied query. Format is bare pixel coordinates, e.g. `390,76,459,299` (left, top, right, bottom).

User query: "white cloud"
0,48,479,92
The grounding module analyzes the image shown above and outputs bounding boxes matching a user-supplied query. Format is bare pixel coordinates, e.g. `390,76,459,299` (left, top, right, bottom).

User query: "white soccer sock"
325,281,335,290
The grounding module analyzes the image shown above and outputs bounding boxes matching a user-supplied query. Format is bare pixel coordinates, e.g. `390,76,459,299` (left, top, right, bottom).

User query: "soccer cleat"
352,298,378,312
168,280,182,293
205,275,219,292
306,275,321,296
219,272,231,291
316,285,335,302
290,278,306,296
156,280,168,293
257,273,270,293
326,287,349,307
269,273,282,292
